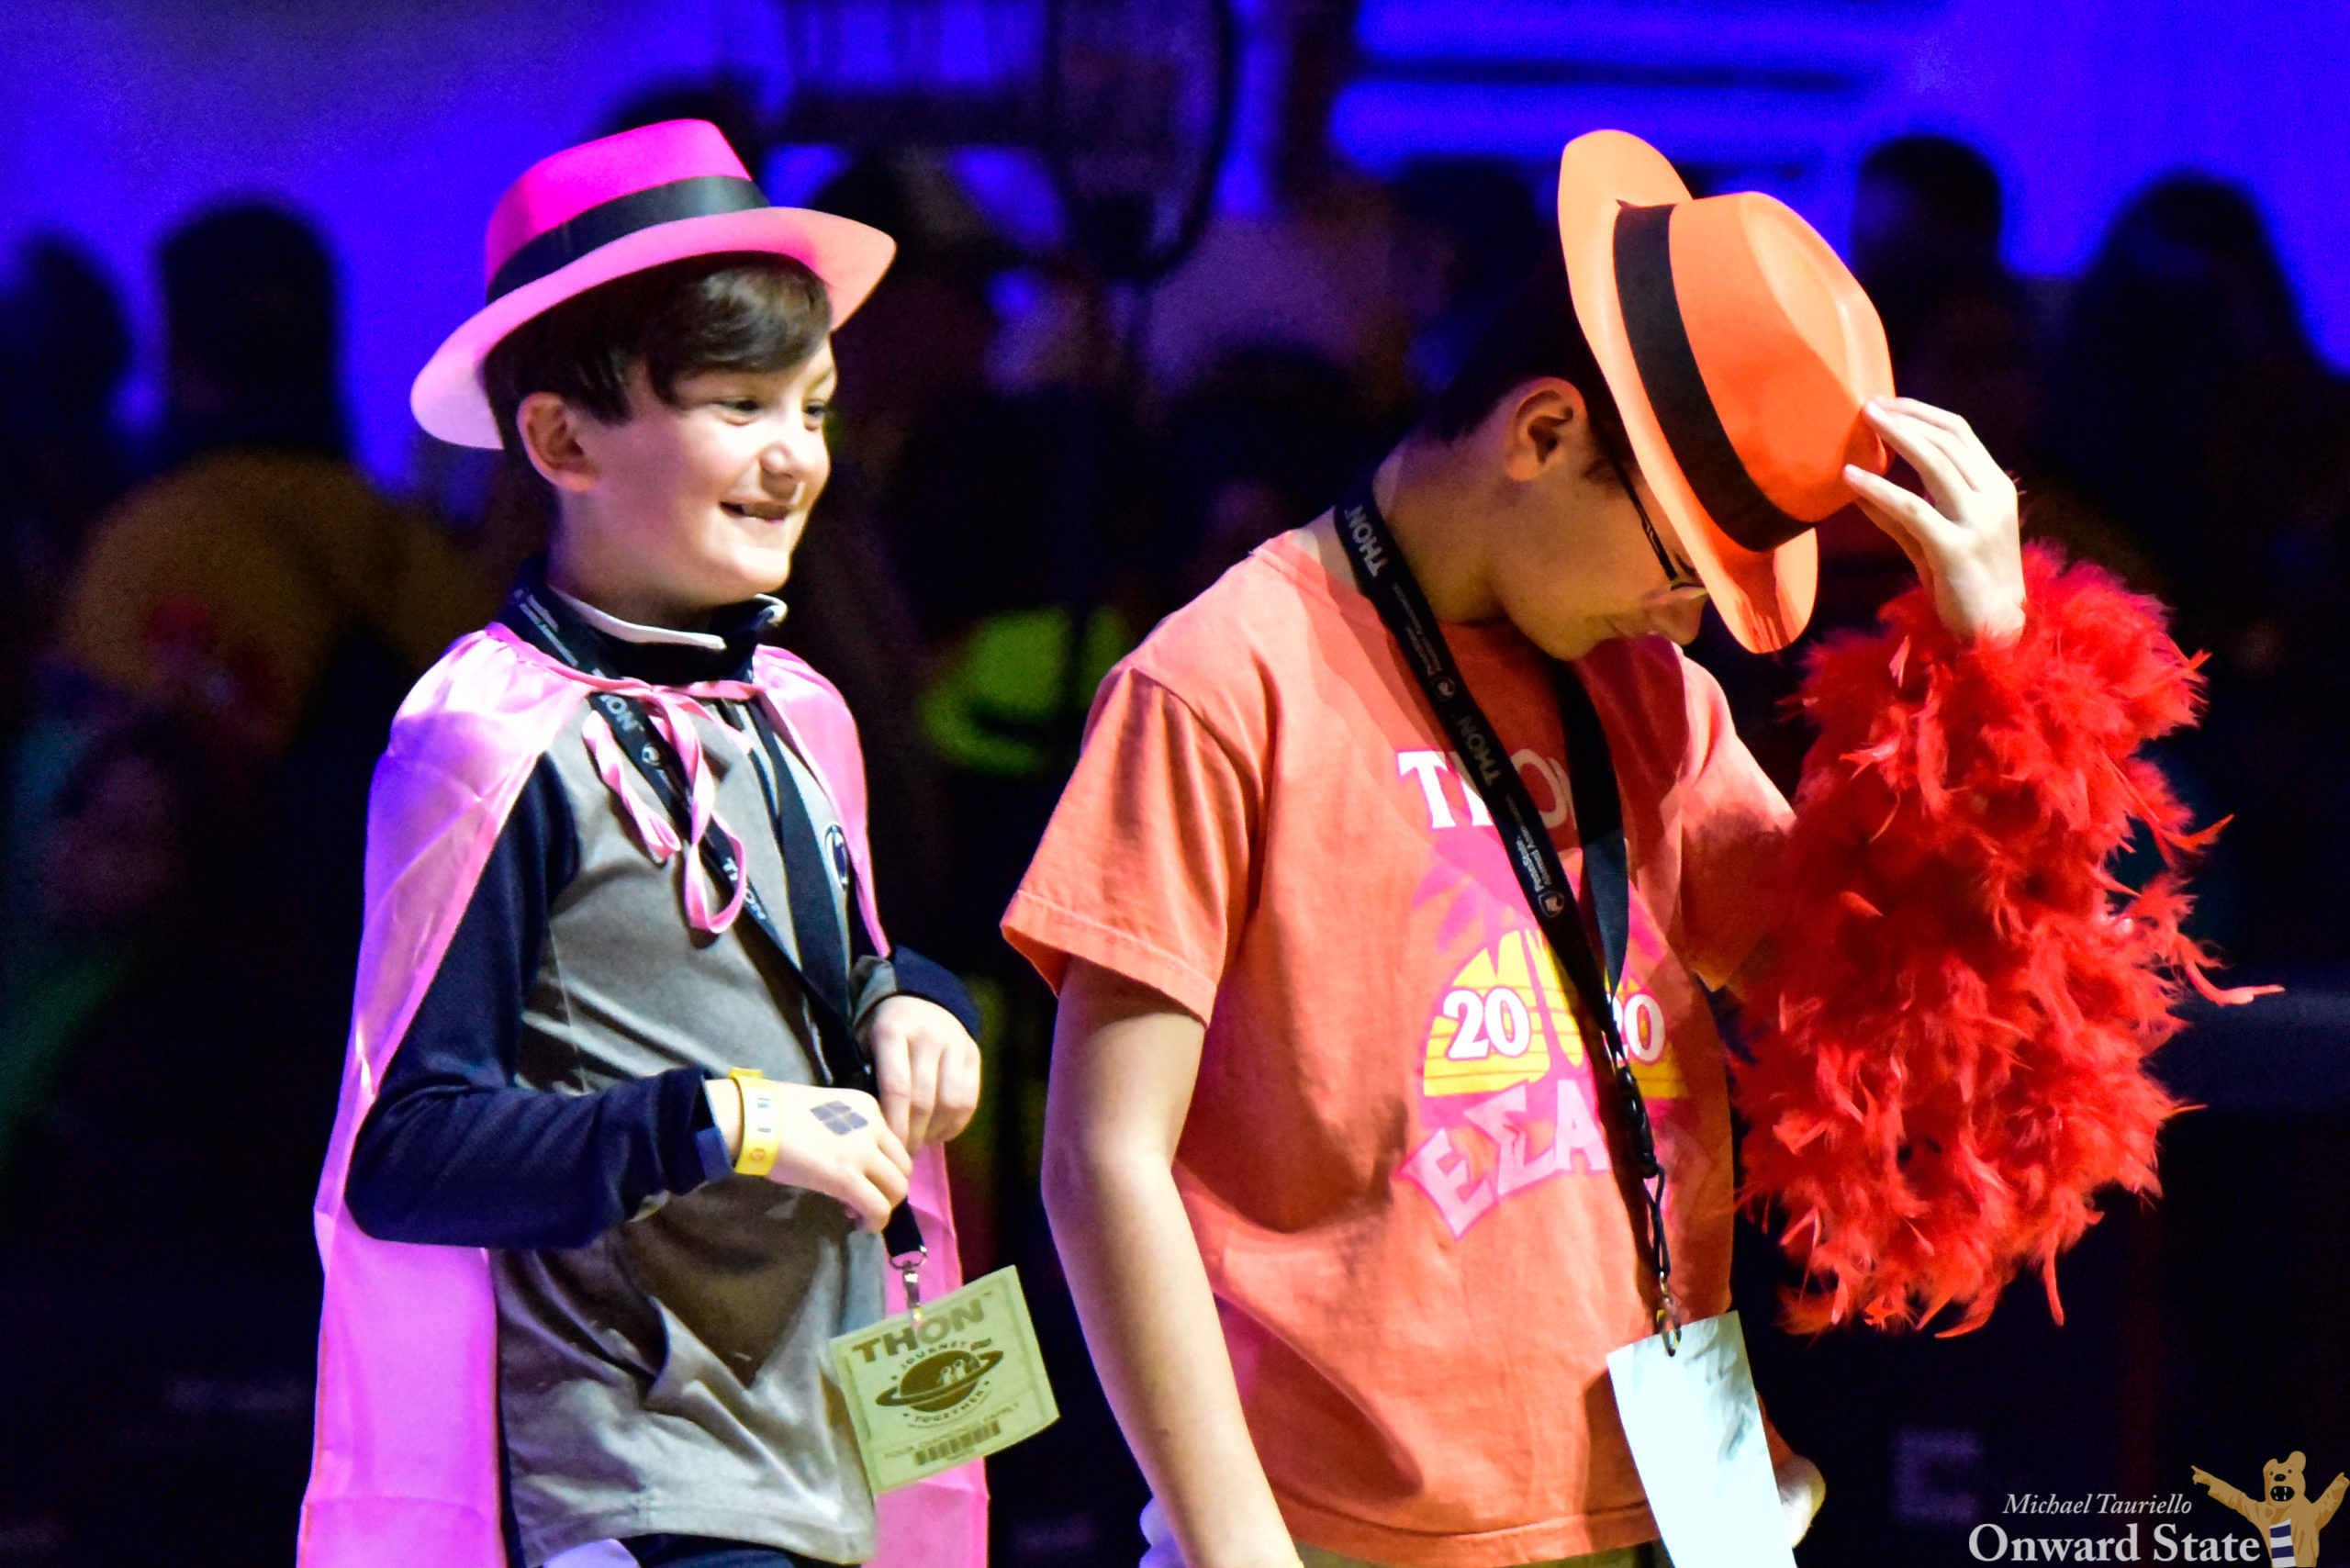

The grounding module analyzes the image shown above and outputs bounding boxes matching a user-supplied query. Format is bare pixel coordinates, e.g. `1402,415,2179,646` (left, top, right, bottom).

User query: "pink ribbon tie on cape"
576,681,753,934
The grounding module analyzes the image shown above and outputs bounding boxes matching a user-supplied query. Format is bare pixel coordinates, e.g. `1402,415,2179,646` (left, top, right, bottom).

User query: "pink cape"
299,626,986,1567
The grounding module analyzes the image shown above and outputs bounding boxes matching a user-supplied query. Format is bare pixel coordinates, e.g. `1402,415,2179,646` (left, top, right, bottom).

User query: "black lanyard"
1333,473,1678,1342
504,584,926,1270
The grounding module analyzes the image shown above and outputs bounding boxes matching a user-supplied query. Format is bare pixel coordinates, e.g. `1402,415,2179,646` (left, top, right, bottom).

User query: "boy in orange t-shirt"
1007,135,2030,1568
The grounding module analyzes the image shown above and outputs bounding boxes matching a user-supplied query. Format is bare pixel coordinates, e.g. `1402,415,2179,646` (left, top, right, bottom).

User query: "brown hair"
482,252,831,455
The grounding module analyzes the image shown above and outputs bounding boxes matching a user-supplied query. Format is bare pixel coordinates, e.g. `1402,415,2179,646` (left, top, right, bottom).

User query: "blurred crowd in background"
1,6,2347,1566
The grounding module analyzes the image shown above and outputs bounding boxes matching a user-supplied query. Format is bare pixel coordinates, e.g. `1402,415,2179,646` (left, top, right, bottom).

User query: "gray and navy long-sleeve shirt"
342,573,974,1568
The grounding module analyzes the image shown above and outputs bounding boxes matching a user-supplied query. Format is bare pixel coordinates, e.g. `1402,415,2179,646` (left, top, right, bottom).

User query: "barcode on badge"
913,1418,1002,1467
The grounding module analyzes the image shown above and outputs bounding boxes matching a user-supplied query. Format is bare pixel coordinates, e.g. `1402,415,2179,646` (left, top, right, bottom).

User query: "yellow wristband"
729,1069,781,1178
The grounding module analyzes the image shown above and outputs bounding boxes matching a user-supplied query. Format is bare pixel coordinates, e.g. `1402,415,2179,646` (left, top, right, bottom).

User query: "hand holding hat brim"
1843,398,2026,645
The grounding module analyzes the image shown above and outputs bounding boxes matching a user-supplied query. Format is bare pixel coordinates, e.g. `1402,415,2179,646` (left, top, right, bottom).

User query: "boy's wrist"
727,1070,784,1177
702,1076,745,1165
878,946,982,1037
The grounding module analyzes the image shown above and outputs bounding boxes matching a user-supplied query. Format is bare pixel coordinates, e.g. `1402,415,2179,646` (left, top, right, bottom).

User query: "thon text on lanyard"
1334,471,1679,1346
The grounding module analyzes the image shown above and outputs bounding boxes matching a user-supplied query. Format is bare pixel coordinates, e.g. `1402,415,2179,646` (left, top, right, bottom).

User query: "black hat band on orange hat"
486,174,768,304
1613,203,1810,556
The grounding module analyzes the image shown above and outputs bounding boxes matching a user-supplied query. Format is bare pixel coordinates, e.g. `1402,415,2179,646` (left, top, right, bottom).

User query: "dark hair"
159,202,346,457
6,236,132,416
1858,134,2003,247
1416,240,1631,472
2046,172,2313,579
1871,257,2037,371
483,252,832,455
162,203,336,395
810,151,1018,281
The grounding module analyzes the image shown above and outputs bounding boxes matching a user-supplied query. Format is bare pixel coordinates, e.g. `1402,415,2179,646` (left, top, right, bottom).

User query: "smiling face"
532,344,837,627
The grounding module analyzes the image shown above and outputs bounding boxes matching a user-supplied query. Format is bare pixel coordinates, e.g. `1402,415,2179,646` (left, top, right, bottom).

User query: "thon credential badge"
830,1265,1058,1493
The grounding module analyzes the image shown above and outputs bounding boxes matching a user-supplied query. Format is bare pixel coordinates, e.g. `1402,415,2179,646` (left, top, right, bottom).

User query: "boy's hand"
1843,396,2027,644
1778,1452,1827,1545
755,1082,912,1232
862,994,981,1153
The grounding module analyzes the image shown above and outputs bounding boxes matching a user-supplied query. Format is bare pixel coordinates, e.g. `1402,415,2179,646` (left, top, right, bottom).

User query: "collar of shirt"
499,556,784,686
548,584,786,652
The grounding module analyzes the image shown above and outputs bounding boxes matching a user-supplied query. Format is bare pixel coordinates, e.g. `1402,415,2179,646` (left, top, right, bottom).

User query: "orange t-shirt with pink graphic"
1003,523,1792,1568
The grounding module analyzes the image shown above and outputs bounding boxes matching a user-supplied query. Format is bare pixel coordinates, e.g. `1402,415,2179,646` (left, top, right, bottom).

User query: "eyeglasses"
1606,451,1707,598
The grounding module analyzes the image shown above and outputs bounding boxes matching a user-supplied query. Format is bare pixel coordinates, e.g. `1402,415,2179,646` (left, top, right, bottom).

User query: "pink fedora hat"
412,119,895,449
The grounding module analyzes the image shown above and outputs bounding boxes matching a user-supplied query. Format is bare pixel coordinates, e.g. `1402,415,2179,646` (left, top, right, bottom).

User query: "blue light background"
2,0,2342,487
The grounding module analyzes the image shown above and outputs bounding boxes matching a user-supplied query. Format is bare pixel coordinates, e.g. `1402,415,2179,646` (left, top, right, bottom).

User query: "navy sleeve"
855,946,983,1038
345,754,721,1251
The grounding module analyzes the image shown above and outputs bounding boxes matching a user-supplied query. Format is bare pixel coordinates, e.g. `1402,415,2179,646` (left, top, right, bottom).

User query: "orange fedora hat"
1557,130,1893,653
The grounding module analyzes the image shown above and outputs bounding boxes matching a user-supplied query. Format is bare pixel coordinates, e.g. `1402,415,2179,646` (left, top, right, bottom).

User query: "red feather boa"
1735,545,2271,1335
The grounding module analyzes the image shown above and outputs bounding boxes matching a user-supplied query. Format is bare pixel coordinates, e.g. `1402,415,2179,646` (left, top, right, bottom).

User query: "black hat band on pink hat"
486,174,768,303
412,119,895,449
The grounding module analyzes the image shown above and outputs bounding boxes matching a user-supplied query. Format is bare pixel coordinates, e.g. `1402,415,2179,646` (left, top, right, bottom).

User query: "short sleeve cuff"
1002,890,1222,1023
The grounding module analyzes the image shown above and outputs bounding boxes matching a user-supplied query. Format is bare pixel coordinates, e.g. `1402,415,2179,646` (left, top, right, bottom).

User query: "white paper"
1606,1310,1796,1568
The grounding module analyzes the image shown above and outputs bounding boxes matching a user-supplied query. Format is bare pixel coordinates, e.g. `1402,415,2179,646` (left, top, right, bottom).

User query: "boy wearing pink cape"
299,120,988,1568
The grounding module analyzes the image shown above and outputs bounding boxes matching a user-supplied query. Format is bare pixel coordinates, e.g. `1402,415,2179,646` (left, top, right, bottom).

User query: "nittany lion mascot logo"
2192,1452,2348,1566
